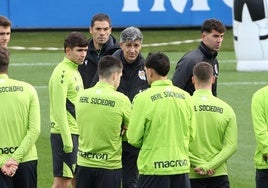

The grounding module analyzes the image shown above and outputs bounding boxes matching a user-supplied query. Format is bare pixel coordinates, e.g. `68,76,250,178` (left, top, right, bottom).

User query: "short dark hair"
98,55,123,78
201,19,226,33
91,13,111,27
0,47,9,72
193,62,213,82
145,52,170,76
64,32,88,51
0,16,11,27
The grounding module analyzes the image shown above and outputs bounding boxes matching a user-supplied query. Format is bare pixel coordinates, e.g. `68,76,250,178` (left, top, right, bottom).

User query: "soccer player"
76,55,131,188
127,52,195,188
189,62,237,188
0,16,11,48
49,32,88,188
0,47,41,188
251,85,268,188
78,13,119,88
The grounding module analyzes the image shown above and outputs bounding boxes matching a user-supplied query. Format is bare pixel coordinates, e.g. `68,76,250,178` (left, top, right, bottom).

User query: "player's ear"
191,76,195,85
211,76,215,84
201,32,207,42
65,47,71,55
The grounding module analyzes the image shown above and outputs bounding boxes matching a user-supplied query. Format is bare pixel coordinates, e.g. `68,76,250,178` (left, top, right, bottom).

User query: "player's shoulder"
53,61,72,72
179,50,201,65
213,96,235,113
50,62,75,80
114,91,131,103
253,85,268,97
9,78,37,92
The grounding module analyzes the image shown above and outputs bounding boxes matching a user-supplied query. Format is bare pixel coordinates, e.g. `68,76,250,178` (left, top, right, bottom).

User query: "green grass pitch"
7,29,265,188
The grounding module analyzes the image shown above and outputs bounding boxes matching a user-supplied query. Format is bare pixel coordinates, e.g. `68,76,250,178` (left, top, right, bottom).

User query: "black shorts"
137,173,190,188
50,133,78,178
76,165,122,188
256,169,268,188
190,175,229,188
0,160,37,188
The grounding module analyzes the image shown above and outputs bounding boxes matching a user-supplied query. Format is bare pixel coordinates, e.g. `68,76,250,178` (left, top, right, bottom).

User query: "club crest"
138,70,146,80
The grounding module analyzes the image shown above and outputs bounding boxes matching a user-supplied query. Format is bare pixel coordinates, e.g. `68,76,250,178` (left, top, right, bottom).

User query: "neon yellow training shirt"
0,74,40,167
49,57,83,153
189,89,237,178
251,85,268,170
127,79,195,175
76,82,131,169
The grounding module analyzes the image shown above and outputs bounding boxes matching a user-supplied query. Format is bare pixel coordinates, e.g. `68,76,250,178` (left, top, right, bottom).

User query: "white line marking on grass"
11,59,237,67
219,81,268,85
11,60,237,67
10,62,57,66
8,46,63,51
170,60,237,64
8,39,202,51
220,60,237,63
143,39,201,47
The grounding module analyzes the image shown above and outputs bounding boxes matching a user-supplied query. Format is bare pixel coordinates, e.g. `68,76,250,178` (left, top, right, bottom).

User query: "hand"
194,167,215,176
207,169,215,176
263,153,268,163
120,125,128,136
63,145,73,153
194,167,206,175
1,158,18,177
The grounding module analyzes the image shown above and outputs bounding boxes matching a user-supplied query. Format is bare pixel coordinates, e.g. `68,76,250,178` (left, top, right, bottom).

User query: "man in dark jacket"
114,26,149,188
78,13,119,88
113,27,149,102
172,19,226,96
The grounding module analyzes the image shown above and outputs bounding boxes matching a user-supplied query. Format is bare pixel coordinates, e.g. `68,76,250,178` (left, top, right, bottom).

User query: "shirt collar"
199,42,218,58
151,79,172,87
0,74,8,79
193,89,213,96
95,81,116,91
63,57,79,68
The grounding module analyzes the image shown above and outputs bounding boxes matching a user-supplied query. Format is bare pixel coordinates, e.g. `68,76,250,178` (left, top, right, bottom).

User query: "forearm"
13,92,41,162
